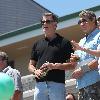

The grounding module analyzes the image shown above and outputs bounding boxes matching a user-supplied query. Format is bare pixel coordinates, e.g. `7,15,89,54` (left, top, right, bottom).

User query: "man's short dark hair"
42,13,58,23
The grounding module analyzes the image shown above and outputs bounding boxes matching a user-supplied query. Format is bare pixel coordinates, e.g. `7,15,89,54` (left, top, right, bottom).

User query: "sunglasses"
0,58,4,61
78,19,88,25
41,20,54,25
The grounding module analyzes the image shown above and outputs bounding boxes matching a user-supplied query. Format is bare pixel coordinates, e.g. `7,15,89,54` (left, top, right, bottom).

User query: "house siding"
0,0,49,34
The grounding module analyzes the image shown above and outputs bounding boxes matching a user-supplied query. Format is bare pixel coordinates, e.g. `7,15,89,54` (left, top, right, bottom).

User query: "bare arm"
40,62,76,71
28,59,37,73
28,59,44,79
88,59,98,69
80,48,100,57
40,53,78,71
72,59,98,79
54,62,76,70
11,90,22,100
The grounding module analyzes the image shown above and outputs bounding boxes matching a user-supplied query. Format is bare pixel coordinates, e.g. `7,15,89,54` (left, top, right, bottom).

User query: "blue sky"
35,0,100,17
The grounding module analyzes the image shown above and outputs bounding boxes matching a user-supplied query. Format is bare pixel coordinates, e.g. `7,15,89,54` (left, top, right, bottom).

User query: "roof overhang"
0,5,100,47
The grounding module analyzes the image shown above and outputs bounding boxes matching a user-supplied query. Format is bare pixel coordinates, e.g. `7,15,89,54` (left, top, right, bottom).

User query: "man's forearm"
55,62,76,70
80,59,98,73
88,59,98,70
28,60,37,73
82,48,100,57
28,64,37,74
11,90,22,100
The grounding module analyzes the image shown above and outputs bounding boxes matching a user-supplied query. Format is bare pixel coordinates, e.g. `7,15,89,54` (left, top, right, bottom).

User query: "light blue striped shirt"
97,44,100,74
75,29,100,89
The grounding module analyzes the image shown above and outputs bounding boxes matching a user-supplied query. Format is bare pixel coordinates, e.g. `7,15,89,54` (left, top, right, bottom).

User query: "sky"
34,0,100,17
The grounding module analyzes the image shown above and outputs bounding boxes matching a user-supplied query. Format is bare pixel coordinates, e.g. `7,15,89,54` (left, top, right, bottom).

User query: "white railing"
21,74,78,100
21,74,35,92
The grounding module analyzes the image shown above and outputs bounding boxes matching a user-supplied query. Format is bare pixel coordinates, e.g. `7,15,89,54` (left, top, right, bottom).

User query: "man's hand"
40,62,55,70
70,53,80,62
71,40,83,51
71,68,83,79
34,69,44,79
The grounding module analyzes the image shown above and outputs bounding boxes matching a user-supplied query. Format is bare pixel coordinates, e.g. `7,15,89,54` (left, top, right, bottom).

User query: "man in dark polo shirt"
28,13,76,100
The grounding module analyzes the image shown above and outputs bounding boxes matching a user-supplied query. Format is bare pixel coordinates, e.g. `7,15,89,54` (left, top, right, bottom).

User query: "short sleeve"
30,42,38,61
3,67,23,91
62,39,74,60
12,69,23,91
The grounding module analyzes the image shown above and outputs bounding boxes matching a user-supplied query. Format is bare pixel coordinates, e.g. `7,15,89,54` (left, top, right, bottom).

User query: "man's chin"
43,30,48,34
82,29,88,33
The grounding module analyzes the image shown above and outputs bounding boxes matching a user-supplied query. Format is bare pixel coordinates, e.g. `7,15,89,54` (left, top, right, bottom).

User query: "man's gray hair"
79,10,96,21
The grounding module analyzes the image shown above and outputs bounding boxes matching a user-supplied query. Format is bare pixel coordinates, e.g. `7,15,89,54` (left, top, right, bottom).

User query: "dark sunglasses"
41,20,54,25
0,58,5,61
78,19,88,24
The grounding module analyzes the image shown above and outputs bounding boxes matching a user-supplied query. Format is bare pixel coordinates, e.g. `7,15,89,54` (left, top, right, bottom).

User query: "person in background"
66,93,76,100
0,51,23,100
71,10,100,100
28,13,76,100
0,72,15,100
97,16,100,29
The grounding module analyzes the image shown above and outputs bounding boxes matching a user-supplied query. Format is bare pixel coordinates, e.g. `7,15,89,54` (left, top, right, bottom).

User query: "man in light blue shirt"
97,44,100,74
71,10,100,100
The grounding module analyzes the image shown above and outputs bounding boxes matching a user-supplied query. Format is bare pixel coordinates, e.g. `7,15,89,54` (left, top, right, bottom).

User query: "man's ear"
54,22,57,28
